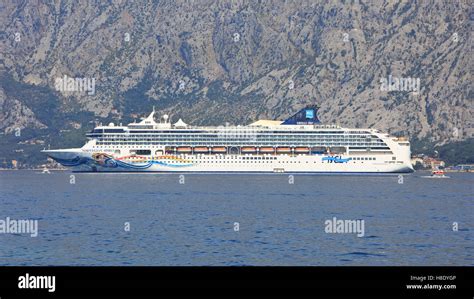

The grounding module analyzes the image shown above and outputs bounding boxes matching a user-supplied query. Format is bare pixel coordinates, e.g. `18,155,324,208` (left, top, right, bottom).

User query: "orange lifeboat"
211,147,227,153
259,147,275,153
177,147,192,153
241,147,257,153
294,147,310,153
193,147,209,153
276,147,291,153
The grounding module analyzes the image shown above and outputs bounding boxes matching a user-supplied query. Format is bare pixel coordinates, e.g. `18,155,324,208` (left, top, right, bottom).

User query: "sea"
0,170,472,266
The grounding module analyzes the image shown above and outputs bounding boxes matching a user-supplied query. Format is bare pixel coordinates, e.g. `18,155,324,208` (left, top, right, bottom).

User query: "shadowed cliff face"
0,0,472,144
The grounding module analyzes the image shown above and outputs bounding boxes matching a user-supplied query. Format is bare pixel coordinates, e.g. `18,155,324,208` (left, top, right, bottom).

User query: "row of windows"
93,136,380,141
353,157,376,161
93,142,387,146
93,136,383,141
95,140,385,145
90,130,373,136
156,160,379,164
184,156,378,161
242,156,277,160
92,133,375,137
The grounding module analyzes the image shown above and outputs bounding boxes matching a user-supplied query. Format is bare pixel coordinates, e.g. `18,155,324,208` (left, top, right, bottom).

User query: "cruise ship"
42,106,414,173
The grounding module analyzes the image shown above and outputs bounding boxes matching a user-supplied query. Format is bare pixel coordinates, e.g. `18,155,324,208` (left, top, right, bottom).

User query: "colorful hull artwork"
54,153,193,170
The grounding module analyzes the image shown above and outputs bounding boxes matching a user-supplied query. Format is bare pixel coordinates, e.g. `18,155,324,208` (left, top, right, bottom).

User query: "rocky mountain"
0,0,472,166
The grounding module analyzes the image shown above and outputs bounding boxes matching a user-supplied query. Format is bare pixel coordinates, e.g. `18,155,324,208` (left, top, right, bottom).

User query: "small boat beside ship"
421,169,450,179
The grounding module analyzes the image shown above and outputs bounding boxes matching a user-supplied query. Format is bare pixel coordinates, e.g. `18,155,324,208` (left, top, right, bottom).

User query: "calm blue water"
0,171,472,266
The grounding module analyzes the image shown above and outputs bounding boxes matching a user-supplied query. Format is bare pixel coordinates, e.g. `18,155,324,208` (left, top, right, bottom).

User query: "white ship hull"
42,149,413,174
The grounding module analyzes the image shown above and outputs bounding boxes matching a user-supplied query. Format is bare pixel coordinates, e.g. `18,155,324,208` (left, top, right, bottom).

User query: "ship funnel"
281,105,321,125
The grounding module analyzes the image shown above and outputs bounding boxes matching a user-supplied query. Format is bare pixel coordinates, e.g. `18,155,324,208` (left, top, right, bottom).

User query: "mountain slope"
0,1,472,166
